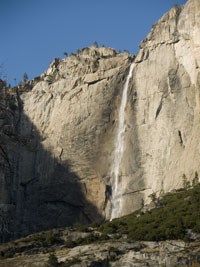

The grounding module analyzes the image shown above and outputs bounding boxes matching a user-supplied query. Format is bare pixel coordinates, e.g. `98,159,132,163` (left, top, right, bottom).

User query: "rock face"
0,47,133,241
0,0,200,241
123,0,200,213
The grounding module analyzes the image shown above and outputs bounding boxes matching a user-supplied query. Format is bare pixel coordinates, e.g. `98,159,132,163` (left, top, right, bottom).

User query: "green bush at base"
99,184,200,241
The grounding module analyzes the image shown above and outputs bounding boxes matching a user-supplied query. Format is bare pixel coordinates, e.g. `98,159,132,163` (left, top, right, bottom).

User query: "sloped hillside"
1,184,200,266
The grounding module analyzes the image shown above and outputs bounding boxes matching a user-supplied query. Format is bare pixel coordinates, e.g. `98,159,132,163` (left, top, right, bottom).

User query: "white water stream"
110,63,135,220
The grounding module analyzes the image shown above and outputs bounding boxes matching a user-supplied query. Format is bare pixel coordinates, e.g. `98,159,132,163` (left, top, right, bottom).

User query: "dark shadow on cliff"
0,91,104,242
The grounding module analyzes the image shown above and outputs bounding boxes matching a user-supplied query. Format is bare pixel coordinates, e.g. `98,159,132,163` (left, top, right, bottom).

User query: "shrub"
44,230,60,246
65,238,76,248
46,253,59,267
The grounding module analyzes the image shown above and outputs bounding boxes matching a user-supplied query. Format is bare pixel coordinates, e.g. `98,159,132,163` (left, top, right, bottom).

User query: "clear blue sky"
0,0,186,85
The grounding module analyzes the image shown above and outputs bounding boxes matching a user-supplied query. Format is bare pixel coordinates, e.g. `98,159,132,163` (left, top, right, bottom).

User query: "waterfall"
110,62,135,220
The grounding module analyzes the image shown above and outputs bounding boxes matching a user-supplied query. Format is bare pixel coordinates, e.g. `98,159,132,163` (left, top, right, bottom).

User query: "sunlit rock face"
123,0,200,212
89,0,200,219
0,0,200,241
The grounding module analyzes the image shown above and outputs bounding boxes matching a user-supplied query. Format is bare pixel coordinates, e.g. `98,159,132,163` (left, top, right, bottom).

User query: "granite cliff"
0,0,200,241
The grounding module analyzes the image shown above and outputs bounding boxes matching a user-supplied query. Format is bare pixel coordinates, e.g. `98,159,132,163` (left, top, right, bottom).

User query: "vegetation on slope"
99,183,200,241
1,184,200,266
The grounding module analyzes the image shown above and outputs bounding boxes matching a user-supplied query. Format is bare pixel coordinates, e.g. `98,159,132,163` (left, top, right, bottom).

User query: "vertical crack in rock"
178,130,184,147
155,97,163,119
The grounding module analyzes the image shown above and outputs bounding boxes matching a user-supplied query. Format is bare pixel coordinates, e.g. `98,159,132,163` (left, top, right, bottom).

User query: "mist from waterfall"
110,62,135,220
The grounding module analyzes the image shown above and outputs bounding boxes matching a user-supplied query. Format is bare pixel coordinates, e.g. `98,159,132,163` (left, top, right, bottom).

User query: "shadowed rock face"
1,0,200,241
0,93,103,242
